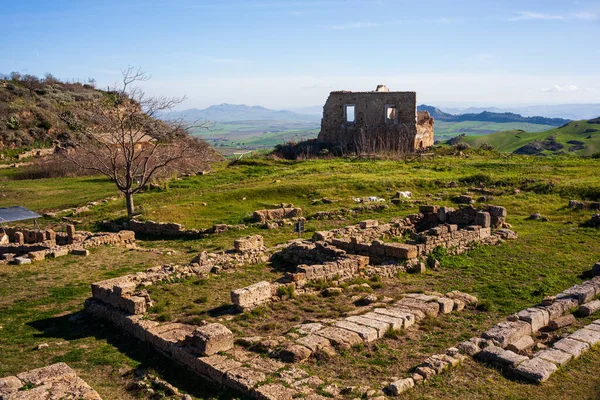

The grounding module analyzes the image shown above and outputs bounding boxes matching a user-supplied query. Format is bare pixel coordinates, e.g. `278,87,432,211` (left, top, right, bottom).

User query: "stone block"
414,366,436,380
517,308,549,332
278,344,312,363
335,320,378,342
396,298,439,317
568,328,600,346
223,367,266,395
71,248,89,256
359,219,378,229
546,314,575,331
513,357,557,383
51,248,69,258
296,334,332,353
383,243,418,259
506,335,535,354
438,298,454,314
373,308,415,327
475,212,491,228
11,257,31,265
419,205,439,214
457,340,480,356
345,316,389,338
231,281,273,311
553,337,589,357
487,205,507,218
361,311,405,330
186,323,233,356
578,300,600,317
234,235,264,253
534,349,573,366
475,346,528,368
385,378,414,396
482,320,532,348
315,327,362,349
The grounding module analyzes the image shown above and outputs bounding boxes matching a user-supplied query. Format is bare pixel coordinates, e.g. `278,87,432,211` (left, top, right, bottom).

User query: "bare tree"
59,67,219,218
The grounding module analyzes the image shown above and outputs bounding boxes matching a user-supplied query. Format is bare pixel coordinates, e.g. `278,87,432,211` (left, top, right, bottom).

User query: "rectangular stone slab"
552,337,590,358
513,357,557,383
335,320,378,342
345,316,389,337
535,349,573,366
475,346,528,368
374,308,416,326
314,327,362,349
584,323,600,332
568,328,600,346
295,334,332,352
361,311,405,330
482,320,532,348
579,300,600,317
396,298,439,317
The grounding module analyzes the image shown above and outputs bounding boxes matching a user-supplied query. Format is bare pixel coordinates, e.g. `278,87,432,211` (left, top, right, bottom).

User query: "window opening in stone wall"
385,105,397,122
345,105,355,122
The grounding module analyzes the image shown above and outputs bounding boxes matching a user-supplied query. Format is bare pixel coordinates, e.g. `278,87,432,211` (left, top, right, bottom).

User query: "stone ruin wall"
103,219,247,239
229,204,515,312
416,110,435,149
0,225,135,264
318,90,421,154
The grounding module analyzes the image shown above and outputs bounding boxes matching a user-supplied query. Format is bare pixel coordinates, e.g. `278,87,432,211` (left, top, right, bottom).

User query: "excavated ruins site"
3,201,600,399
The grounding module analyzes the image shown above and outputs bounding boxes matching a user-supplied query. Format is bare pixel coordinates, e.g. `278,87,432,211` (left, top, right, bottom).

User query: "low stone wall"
103,219,247,239
568,200,600,210
455,265,600,384
0,362,102,399
252,207,302,223
0,229,135,264
85,299,328,399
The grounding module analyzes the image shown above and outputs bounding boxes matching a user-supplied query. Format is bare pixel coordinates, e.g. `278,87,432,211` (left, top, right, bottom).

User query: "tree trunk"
125,192,135,219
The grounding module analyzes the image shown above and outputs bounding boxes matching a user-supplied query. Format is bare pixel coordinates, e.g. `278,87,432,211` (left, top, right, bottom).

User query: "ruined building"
317,85,434,154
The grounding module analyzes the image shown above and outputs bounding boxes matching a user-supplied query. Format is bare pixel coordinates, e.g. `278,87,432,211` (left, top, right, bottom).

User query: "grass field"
1,152,600,399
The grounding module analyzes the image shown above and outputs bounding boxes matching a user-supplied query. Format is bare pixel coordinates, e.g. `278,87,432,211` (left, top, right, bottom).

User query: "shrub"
6,116,19,130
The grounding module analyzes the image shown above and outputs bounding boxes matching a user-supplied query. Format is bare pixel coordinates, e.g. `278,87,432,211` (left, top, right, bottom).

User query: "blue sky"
2,0,600,109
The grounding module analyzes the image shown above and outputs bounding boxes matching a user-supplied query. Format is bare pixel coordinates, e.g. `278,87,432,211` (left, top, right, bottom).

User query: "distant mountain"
418,105,569,126
161,104,320,123
439,104,600,120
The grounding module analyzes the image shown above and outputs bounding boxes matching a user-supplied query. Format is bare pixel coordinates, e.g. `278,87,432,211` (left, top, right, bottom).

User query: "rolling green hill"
461,119,600,156
434,120,556,141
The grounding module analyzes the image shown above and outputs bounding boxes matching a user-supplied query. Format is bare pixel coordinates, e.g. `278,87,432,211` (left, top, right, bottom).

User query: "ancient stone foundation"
0,363,102,399
0,226,135,265
103,219,247,238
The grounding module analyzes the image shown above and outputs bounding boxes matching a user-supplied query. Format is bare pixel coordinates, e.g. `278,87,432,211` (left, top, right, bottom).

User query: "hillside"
0,75,105,150
161,103,320,123
460,119,600,156
418,104,569,126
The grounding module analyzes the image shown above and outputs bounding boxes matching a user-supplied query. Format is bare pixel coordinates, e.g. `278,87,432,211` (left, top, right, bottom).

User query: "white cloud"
331,21,380,30
541,84,594,92
510,11,599,21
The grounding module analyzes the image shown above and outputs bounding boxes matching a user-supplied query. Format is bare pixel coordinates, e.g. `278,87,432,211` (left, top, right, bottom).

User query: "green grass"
1,152,600,399
462,120,600,156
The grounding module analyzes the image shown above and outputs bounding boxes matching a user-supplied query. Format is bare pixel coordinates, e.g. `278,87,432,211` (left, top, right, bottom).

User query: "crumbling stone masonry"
0,226,135,264
0,362,102,400
318,85,434,154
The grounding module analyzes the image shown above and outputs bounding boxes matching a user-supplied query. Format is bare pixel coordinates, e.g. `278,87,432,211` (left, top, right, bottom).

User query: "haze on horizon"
3,0,600,110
